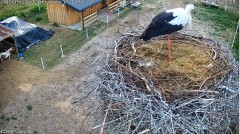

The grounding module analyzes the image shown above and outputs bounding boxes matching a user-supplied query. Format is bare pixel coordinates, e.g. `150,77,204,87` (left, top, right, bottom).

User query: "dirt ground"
0,0,221,133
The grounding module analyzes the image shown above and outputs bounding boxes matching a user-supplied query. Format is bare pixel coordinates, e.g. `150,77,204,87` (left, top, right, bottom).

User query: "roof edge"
60,0,102,12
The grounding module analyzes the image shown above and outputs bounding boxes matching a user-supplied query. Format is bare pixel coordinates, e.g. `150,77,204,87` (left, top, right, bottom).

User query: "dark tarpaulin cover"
0,16,54,52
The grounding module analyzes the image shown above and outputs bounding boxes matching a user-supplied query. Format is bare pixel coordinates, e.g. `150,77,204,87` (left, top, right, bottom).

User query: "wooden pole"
82,11,84,29
41,57,45,70
38,3,41,11
117,8,120,17
60,45,65,57
107,14,109,28
86,28,89,38
12,35,19,58
231,22,239,49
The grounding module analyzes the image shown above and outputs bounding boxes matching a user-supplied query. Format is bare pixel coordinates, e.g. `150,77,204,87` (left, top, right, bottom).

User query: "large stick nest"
96,33,239,134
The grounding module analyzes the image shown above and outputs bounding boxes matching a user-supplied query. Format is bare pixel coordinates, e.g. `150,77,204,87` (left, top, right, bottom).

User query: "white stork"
140,4,195,64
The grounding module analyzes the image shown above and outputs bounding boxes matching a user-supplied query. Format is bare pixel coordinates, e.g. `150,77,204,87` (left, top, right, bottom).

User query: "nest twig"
95,33,239,134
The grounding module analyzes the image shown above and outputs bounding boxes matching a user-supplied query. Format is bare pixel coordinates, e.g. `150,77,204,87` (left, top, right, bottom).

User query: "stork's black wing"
140,11,178,41
149,11,176,28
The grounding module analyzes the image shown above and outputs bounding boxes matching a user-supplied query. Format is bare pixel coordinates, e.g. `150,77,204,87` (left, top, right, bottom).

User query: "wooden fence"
83,11,97,28
109,0,121,13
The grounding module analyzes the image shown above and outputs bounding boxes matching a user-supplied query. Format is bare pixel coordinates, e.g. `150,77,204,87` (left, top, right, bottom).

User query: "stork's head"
185,4,194,13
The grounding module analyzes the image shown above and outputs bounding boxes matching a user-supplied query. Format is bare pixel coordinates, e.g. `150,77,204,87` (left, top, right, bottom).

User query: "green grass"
0,2,133,69
23,27,86,69
0,2,48,25
22,7,132,69
23,21,109,69
231,32,239,60
193,4,238,35
0,1,109,69
193,4,239,59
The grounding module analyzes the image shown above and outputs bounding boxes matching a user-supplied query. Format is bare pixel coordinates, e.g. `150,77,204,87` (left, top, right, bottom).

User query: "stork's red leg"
167,34,171,64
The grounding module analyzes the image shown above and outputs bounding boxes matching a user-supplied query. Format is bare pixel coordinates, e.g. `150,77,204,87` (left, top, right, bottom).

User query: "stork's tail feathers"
139,29,152,41
140,26,162,41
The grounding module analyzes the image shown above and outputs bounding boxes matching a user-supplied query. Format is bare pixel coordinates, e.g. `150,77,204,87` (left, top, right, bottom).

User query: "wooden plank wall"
108,0,120,13
106,0,119,6
47,1,127,26
47,2,103,25
83,3,103,18
83,12,97,27
47,2,82,25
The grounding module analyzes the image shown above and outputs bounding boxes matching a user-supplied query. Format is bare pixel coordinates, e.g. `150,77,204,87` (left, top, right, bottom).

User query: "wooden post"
107,14,109,28
38,3,41,11
231,23,239,49
41,57,45,70
86,27,89,38
12,35,19,58
82,11,84,29
117,8,120,17
138,7,140,20
60,45,65,57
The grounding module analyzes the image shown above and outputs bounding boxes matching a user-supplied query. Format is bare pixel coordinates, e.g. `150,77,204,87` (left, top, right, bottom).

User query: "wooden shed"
46,0,122,27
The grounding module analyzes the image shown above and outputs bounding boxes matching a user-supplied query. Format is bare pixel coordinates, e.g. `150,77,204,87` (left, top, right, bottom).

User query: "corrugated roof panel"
0,24,15,41
60,0,103,12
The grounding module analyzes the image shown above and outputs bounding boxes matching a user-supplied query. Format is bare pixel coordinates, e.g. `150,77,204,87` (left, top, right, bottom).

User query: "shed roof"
60,0,103,12
0,24,15,41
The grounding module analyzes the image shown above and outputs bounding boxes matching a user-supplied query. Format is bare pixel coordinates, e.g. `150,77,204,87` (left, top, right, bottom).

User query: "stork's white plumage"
166,8,192,27
140,4,195,64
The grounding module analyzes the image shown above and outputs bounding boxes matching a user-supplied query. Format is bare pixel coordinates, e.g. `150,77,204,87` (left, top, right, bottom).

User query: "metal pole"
38,0,41,12
86,28,89,38
138,7,140,20
107,14,109,28
12,35,20,59
231,23,239,49
38,3,40,11
117,8,120,17
41,57,45,70
60,45,65,57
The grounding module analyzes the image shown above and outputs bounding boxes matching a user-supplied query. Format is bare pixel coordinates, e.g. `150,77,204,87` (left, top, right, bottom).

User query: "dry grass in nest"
136,40,212,81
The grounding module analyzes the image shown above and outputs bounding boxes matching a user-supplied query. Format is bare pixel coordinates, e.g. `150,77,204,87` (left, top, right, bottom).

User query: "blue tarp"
60,0,103,12
0,16,54,52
